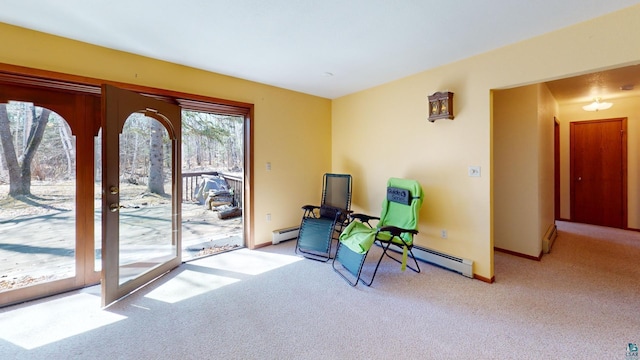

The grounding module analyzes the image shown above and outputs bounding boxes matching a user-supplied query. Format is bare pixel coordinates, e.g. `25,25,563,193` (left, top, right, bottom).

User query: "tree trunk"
0,104,50,196
131,132,139,180
0,104,22,194
19,108,51,194
58,121,74,178
147,119,165,195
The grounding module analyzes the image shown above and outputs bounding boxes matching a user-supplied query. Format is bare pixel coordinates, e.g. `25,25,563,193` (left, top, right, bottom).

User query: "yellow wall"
0,22,333,247
333,4,640,280
559,96,640,227
537,84,557,246
494,83,556,258
493,85,544,257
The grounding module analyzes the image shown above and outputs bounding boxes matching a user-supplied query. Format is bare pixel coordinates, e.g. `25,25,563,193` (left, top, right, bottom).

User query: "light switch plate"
468,166,481,177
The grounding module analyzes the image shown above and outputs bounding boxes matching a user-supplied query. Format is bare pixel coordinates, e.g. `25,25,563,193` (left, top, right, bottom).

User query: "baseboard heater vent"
542,224,558,254
411,245,474,278
272,226,299,245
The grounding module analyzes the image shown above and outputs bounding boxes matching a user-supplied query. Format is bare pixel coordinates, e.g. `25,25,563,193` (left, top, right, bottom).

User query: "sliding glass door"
0,71,251,308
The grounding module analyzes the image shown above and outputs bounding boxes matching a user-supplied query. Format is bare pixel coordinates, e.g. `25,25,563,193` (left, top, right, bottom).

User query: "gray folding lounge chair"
295,173,352,261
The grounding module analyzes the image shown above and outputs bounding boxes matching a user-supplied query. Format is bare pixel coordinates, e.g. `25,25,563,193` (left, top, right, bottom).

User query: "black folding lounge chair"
295,173,352,262
333,178,423,286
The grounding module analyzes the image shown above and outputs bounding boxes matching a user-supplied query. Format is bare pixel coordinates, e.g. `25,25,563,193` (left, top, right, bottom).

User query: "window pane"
0,101,76,291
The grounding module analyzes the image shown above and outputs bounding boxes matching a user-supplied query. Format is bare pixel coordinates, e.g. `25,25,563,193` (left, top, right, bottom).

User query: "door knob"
109,203,119,213
577,177,582,181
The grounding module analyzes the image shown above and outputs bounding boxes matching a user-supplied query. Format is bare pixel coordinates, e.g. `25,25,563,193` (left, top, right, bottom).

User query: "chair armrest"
349,213,380,222
348,213,380,228
301,205,320,218
378,226,418,237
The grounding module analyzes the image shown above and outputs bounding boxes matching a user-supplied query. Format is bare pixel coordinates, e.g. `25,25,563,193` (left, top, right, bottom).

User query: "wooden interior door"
101,84,182,307
570,118,627,228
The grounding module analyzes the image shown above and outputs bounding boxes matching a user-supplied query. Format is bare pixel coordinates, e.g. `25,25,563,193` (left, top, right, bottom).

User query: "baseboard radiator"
412,246,474,278
272,226,300,245
542,224,558,254
385,244,473,278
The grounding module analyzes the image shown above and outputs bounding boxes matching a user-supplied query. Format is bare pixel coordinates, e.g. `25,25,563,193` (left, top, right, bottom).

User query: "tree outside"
0,102,65,196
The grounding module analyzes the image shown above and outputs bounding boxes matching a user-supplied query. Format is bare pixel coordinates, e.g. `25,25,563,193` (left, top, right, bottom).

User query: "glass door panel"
118,114,175,284
101,84,181,307
0,102,76,291
94,129,102,272
0,83,101,307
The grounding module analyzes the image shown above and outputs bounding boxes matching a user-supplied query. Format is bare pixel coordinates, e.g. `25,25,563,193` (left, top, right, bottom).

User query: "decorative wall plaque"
428,91,454,122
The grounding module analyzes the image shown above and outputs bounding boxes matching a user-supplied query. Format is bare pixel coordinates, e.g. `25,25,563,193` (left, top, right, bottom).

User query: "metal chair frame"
295,173,352,262
333,179,422,286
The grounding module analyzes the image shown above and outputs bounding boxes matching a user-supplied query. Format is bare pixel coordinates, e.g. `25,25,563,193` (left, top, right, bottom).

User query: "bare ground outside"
0,181,243,291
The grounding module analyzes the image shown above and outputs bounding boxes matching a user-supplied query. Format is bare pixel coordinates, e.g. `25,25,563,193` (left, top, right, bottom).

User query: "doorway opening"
180,110,245,261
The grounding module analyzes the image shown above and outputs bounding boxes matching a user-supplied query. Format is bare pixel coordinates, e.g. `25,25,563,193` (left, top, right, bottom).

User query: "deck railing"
182,171,243,208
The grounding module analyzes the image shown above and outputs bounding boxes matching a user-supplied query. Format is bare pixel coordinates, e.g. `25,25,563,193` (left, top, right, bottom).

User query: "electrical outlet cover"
468,166,481,177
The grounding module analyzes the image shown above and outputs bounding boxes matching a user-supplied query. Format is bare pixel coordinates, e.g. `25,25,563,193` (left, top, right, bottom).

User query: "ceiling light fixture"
582,97,612,112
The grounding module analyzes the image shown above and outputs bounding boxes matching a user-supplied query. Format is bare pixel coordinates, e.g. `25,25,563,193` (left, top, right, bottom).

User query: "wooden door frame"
554,117,560,221
0,63,254,248
569,117,627,228
0,64,255,307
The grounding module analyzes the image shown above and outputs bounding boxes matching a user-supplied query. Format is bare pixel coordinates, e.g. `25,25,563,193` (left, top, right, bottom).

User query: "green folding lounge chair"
295,173,352,262
333,178,423,286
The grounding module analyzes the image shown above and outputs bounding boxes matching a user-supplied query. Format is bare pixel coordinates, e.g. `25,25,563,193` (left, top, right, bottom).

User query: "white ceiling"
1,1,640,99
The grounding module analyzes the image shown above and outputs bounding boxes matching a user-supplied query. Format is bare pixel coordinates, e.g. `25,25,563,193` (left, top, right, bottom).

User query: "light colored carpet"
1,220,639,359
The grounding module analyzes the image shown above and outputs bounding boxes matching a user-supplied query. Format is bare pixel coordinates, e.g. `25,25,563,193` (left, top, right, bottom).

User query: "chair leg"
360,241,421,286
333,238,422,287
379,242,421,273
332,241,369,286
360,240,392,286
407,247,421,273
